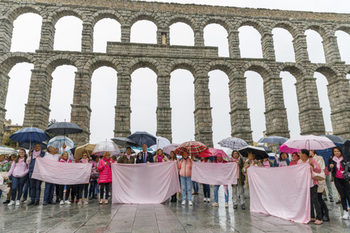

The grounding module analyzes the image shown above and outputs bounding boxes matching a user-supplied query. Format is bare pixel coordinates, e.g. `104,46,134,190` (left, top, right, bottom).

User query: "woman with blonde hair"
153,149,169,163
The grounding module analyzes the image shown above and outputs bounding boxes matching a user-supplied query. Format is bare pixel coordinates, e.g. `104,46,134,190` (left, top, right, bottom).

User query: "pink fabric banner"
32,158,92,185
191,162,238,185
247,163,312,224
112,161,181,204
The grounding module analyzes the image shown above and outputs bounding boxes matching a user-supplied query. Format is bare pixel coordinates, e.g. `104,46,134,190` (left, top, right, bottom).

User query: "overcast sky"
5,0,350,149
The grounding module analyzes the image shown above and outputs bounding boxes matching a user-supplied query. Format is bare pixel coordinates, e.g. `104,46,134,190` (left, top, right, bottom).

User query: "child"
200,157,211,203
78,152,90,205
177,151,193,206
98,152,113,204
262,157,271,167
58,152,72,205
230,150,245,210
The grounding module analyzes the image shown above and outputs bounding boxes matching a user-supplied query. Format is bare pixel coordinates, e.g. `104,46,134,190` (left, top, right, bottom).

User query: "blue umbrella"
127,131,157,147
10,127,50,144
258,136,288,144
19,142,47,150
46,122,83,135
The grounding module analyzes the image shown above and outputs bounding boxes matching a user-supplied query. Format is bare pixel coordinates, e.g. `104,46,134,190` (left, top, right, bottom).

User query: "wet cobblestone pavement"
1,187,349,232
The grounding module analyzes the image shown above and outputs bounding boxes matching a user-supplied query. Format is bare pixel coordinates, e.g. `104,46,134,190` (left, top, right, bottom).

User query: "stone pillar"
261,33,276,60
0,18,12,52
327,76,350,138
263,76,290,138
70,71,91,146
295,76,325,135
193,74,213,147
228,74,253,144
157,28,170,45
228,30,240,58
121,25,131,43
156,74,172,141
0,72,10,141
114,72,131,137
81,23,93,53
293,34,310,63
323,35,342,63
39,20,55,50
194,29,204,47
23,69,52,129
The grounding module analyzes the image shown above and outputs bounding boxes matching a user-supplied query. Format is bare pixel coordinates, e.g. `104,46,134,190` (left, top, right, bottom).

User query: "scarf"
126,154,131,160
157,155,163,162
332,156,343,170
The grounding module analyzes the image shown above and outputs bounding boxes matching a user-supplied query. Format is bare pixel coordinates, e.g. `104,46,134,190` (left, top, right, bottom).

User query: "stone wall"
0,0,350,146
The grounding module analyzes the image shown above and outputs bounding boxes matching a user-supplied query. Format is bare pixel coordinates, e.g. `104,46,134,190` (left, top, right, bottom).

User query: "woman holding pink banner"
153,149,169,163
169,151,179,203
230,151,245,210
178,151,193,206
57,152,72,205
212,156,229,208
200,157,211,203
289,152,300,166
98,151,113,205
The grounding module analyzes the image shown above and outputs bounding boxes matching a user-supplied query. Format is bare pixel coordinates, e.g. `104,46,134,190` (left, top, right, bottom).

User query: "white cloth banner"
112,161,181,204
247,163,312,224
32,158,92,185
191,162,238,185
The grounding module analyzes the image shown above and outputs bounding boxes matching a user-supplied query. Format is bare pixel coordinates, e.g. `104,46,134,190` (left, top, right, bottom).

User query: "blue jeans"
11,175,28,201
23,175,31,200
192,181,199,193
180,176,192,201
214,185,229,203
89,180,98,197
30,173,42,202
43,182,55,203
203,184,210,198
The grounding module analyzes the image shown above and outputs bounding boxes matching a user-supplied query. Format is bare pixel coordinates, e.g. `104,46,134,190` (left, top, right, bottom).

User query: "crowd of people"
0,143,350,225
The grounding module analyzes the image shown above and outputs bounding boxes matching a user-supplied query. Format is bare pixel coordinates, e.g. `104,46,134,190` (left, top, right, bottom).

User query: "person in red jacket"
98,151,113,204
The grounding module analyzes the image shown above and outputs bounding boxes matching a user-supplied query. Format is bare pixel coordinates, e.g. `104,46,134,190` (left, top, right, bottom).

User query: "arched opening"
335,30,350,64
169,22,194,46
280,72,300,137
11,13,42,52
208,70,230,148
90,67,118,143
49,65,76,122
130,68,157,135
238,26,263,58
54,16,83,51
170,69,195,142
245,71,265,142
130,20,157,44
5,63,33,125
272,28,295,62
305,29,326,63
204,24,229,57
314,72,332,132
93,18,121,53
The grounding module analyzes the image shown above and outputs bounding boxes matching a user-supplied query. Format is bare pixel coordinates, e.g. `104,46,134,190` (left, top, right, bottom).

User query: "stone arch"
271,22,299,38
167,15,198,31
313,65,340,83
83,56,122,76
241,61,272,80
167,60,199,77
335,25,350,35
237,20,267,35
48,7,85,25
204,61,236,77
6,5,43,22
89,10,125,26
128,58,160,75
128,12,161,28
0,53,36,74
202,17,231,32
306,24,330,38
278,63,306,82
40,54,80,75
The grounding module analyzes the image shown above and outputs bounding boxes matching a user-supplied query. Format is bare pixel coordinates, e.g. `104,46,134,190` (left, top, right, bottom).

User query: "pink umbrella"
279,144,300,153
163,143,180,155
199,148,228,157
283,135,336,151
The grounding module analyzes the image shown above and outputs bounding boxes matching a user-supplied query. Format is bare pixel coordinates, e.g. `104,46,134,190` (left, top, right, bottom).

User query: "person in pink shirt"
230,151,245,209
298,149,322,225
5,149,29,206
57,152,72,205
78,152,90,205
289,152,300,166
328,146,350,220
98,151,113,204
177,151,193,206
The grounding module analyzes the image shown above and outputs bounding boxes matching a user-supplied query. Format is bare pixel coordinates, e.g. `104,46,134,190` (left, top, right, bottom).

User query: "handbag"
312,169,325,181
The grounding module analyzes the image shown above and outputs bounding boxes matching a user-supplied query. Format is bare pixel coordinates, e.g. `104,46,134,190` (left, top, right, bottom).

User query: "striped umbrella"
174,141,207,156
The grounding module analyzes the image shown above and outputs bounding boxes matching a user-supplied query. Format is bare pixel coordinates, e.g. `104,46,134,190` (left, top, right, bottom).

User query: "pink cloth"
191,162,238,185
247,163,312,224
31,157,92,185
112,161,181,204
263,161,271,167
6,158,29,178
81,158,89,163
98,158,113,184
298,158,321,186
59,158,72,163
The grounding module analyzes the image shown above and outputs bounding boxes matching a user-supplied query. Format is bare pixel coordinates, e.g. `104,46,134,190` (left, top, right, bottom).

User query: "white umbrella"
284,135,336,151
0,145,16,154
150,136,171,150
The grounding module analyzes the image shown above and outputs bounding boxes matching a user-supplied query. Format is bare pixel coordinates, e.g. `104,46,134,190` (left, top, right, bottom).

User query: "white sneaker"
16,200,20,206
8,200,15,206
189,201,193,206
181,200,186,205
60,200,64,205
225,202,229,208
212,202,219,207
342,211,349,220
64,200,71,205
207,198,210,203
203,198,207,202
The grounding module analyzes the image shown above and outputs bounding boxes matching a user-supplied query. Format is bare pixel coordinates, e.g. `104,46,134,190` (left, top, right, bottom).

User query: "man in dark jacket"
27,143,45,205
136,144,153,163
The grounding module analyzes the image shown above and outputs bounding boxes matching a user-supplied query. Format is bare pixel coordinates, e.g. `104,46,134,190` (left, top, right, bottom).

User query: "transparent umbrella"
92,140,121,157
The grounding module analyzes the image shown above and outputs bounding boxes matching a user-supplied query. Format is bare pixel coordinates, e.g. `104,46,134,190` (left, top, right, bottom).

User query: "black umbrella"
127,131,157,147
45,122,83,135
257,145,273,153
111,137,138,147
319,135,346,145
238,146,269,160
19,142,47,150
